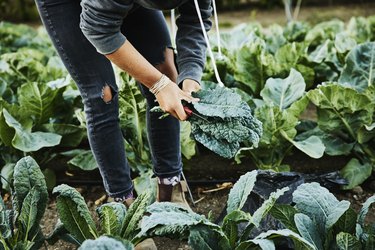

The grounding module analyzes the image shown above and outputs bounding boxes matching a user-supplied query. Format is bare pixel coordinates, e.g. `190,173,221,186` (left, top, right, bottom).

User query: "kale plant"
271,182,375,250
0,156,48,250
48,185,152,248
136,170,315,250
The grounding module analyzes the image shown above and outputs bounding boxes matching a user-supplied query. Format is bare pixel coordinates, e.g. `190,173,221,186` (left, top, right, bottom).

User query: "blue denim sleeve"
80,0,133,55
176,0,212,85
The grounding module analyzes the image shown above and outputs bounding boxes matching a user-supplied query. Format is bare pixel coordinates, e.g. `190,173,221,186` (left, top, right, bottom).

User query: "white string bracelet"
149,74,170,96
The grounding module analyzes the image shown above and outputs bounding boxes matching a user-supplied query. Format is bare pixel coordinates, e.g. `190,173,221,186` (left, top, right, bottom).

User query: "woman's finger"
174,104,188,121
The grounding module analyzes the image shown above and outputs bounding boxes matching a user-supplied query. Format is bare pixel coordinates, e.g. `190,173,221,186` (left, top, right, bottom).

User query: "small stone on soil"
352,186,363,195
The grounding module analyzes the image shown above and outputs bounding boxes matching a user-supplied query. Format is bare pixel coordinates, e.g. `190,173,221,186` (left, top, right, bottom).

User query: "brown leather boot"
157,180,191,210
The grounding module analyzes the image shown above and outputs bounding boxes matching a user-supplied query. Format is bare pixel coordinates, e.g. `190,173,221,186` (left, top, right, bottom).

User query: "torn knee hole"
101,84,115,104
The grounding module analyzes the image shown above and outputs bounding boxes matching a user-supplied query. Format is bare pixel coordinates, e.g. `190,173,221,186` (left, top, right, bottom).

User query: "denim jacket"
80,0,212,85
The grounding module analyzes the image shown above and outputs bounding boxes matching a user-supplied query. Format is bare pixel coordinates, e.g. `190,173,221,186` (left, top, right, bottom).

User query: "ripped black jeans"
35,0,182,199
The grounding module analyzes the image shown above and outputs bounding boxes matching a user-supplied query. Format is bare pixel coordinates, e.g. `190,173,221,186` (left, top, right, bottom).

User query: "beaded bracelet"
149,74,170,96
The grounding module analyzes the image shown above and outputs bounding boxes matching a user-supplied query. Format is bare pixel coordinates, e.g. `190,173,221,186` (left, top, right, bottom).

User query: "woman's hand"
182,79,201,94
155,80,199,121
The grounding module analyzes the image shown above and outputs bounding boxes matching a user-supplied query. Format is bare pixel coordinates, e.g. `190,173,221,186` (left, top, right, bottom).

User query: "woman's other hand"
155,80,199,121
182,79,201,94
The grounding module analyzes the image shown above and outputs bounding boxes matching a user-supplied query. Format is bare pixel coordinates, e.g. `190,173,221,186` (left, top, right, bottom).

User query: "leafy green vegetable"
121,191,152,241
340,158,372,190
180,121,196,159
139,171,293,250
67,149,97,171
336,232,361,250
294,213,323,249
0,108,61,152
96,202,127,236
270,182,375,249
306,83,375,187
260,68,306,110
227,170,257,214
305,20,345,47
234,40,267,96
79,236,134,250
0,156,48,249
118,72,152,174
151,87,263,159
338,42,375,92
52,184,98,243
51,186,151,247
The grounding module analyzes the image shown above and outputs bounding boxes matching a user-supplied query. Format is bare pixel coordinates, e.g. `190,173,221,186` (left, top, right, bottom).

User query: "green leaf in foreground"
270,204,298,232
13,156,48,223
294,213,323,250
97,202,127,236
18,187,40,240
121,191,152,240
251,187,289,227
78,236,134,250
227,170,257,214
336,232,361,250
292,183,350,234
251,229,316,250
139,202,211,241
357,195,375,226
53,184,97,243
188,225,231,250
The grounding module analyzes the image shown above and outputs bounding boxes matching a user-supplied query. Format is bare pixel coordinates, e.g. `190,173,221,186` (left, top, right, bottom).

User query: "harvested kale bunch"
187,87,262,158
151,87,262,158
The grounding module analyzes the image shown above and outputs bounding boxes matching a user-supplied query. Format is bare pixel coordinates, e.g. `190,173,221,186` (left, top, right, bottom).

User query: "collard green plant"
50,185,152,247
138,170,315,250
0,156,48,250
338,42,375,92
305,83,375,188
271,182,375,250
236,69,325,170
118,72,151,174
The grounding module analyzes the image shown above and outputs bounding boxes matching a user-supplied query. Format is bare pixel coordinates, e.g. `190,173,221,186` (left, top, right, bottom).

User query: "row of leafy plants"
0,16,375,192
1,156,374,249
203,15,375,189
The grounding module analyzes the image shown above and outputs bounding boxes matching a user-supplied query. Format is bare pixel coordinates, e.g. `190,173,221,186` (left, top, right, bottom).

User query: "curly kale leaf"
188,88,262,158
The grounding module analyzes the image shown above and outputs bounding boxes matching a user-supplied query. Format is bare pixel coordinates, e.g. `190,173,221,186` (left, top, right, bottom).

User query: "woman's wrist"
149,74,171,96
